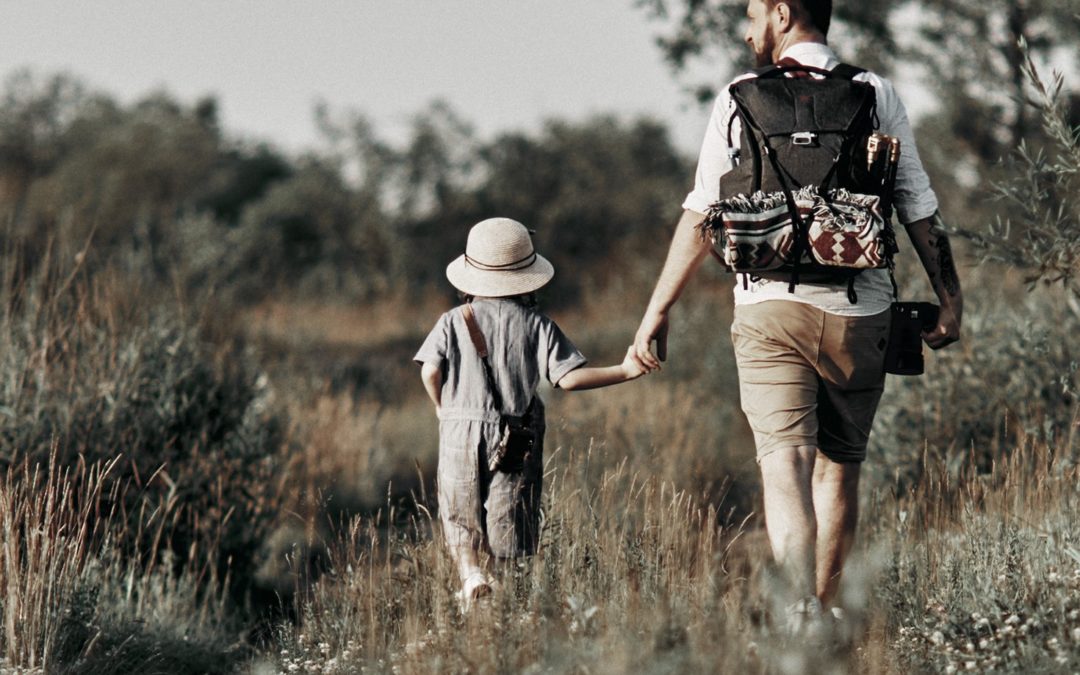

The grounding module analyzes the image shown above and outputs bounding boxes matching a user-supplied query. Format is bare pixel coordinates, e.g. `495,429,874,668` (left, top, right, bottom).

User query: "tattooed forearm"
929,214,961,296
935,236,960,296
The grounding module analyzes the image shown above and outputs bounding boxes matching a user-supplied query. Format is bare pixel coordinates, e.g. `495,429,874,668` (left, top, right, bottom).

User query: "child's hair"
459,292,538,308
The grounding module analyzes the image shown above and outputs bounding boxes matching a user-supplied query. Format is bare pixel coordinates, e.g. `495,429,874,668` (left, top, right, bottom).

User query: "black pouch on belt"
491,412,536,473
884,301,939,376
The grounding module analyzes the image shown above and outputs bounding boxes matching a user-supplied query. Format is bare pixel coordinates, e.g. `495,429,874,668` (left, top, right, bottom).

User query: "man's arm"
903,212,963,349
632,208,711,369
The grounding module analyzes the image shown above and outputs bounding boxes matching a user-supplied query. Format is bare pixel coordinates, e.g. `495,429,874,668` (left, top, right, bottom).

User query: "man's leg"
811,452,860,605
758,445,818,599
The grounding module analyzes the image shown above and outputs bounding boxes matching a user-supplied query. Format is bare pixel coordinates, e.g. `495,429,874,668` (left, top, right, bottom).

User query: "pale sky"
0,1,721,156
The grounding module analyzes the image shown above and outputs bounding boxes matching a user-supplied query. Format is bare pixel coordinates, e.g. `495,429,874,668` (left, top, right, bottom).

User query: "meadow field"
0,238,1077,674
1,56,1078,673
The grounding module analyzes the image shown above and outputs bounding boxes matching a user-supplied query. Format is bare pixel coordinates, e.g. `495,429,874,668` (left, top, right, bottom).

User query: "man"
632,0,963,627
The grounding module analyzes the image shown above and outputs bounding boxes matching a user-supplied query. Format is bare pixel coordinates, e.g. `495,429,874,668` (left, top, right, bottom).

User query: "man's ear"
773,2,794,33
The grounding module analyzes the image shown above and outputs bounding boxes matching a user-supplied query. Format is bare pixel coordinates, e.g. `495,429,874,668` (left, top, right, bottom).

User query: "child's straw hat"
446,218,554,297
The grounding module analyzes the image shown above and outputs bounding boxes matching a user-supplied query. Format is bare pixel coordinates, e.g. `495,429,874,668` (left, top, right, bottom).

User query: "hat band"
464,251,537,272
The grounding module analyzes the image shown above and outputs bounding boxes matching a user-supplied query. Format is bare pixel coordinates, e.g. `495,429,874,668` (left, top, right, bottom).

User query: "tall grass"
1,234,1077,673
256,428,1078,674
0,453,118,671
0,453,243,674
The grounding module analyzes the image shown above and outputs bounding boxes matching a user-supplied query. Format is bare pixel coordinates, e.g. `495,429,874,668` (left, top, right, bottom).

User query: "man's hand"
922,302,961,350
632,308,669,372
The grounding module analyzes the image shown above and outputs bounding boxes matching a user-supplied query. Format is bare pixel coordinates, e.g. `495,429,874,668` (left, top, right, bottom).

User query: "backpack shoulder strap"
830,63,867,80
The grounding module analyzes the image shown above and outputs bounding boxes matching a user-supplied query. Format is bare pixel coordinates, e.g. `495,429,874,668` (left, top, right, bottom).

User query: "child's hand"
621,345,651,380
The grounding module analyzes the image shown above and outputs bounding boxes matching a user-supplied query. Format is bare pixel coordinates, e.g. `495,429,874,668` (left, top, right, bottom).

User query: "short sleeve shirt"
682,42,940,317
413,298,587,426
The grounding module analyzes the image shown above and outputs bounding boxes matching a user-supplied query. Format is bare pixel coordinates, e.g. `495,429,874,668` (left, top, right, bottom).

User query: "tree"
636,0,1080,222
959,45,1080,315
634,0,897,102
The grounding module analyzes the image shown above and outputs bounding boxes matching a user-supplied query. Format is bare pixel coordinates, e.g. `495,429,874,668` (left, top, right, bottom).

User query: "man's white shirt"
683,42,939,317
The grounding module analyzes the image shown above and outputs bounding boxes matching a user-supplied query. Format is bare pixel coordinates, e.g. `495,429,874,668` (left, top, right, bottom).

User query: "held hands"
631,308,668,373
620,346,651,381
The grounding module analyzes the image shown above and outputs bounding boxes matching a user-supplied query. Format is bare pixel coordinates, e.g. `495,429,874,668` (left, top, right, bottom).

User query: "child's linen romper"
414,298,586,557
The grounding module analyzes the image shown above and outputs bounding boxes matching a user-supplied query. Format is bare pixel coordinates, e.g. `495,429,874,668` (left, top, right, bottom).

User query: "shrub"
0,248,284,596
872,277,1078,487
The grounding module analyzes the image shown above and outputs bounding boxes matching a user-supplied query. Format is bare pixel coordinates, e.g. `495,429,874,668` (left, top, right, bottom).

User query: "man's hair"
766,0,832,37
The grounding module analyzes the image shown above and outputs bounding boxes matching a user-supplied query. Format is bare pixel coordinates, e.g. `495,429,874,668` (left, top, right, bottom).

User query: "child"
414,217,650,607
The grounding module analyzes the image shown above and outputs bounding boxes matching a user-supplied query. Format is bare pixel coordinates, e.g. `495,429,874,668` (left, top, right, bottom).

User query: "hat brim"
446,253,554,297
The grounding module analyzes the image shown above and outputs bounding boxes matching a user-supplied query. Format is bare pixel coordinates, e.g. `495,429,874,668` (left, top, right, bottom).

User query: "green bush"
873,280,1078,486
0,251,283,594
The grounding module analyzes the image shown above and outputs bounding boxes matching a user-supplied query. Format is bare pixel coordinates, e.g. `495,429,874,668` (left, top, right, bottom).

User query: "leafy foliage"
0,251,283,596
956,45,1080,306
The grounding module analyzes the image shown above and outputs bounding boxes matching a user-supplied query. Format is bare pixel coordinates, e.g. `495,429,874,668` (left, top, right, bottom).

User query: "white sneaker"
785,596,826,638
455,572,492,613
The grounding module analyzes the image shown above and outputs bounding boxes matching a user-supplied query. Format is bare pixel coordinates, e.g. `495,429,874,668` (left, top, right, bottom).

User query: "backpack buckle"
791,132,818,147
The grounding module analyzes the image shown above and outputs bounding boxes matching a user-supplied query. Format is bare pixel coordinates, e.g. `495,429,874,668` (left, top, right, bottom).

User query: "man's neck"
771,30,827,63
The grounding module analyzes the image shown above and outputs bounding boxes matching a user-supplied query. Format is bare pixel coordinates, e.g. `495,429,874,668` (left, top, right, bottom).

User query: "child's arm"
557,346,649,391
420,362,442,415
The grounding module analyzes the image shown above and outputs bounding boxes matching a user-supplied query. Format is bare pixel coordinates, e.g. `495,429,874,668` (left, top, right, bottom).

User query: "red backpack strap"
829,63,867,80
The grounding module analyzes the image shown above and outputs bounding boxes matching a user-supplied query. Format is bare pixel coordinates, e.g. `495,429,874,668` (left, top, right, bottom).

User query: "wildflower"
978,639,989,650
1005,614,1020,626
965,661,977,671
1072,627,1080,642
931,631,945,645
944,665,957,675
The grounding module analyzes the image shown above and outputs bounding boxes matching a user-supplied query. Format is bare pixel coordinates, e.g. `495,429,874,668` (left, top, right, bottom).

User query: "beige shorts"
731,301,891,463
